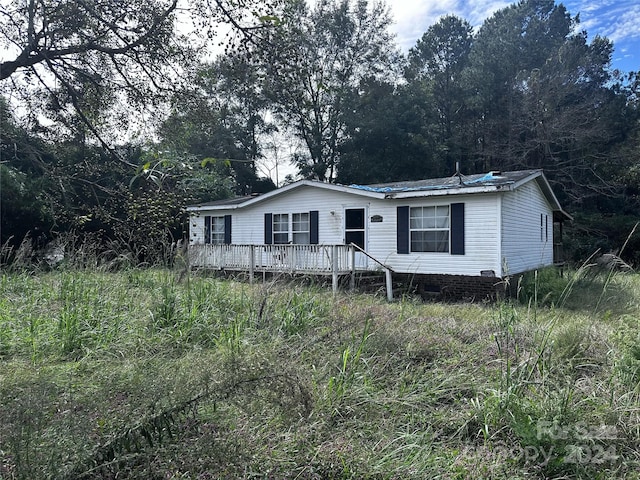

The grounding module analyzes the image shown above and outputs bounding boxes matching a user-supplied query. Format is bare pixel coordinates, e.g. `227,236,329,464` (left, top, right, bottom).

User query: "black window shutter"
451,203,465,255
397,206,409,254
204,216,211,244
264,213,273,244
310,210,319,244
224,215,232,244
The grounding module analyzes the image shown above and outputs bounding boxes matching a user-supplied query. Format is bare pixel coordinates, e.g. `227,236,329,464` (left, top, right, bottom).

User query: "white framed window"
211,216,225,244
267,211,317,245
206,216,226,244
273,213,289,244
410,206,450,252
272,212,311,244
292,212,310,244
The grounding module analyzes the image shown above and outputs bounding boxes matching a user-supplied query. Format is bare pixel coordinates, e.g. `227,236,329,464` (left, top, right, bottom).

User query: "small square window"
409,206,450,252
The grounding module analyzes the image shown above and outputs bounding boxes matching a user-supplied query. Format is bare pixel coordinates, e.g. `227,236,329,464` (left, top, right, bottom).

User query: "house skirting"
405,273,507,301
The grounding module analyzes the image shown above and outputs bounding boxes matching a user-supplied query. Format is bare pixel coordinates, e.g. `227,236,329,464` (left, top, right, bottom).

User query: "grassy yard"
0,267,639,479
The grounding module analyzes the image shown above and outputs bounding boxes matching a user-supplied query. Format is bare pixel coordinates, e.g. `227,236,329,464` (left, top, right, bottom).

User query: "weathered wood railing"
189,243,394,300
189,244,355,274
348,243,394,301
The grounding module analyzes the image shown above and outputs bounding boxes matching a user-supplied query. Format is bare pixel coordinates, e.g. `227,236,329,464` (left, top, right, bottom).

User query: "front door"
345,208,368,269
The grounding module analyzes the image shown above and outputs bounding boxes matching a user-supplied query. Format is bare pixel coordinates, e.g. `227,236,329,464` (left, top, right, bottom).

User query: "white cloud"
562,0,639,71
387,0,458,50
562,0,640,42
386,0,510,51
385,0,638,71
601,4,640,43
462,0,511,25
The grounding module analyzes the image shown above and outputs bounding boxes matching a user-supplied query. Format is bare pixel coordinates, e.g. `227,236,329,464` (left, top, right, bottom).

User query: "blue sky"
387,0,639,74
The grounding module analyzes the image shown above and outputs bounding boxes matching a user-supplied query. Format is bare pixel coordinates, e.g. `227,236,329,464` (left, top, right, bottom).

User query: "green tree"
336,78,436,184
1,1,283,261
505,34,627,200
456,0,639,262
463,0,575,171
0,98,55,246
406,15,474,175
159,55,276,195
123,149,236,261
453,0,634,202
262,0,399,182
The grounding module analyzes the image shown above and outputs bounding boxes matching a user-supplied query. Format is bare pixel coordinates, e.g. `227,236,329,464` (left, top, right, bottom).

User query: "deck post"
349,245,356,291
385,269,393,301
332,245,339,295
291,246,296,274
249,245,255,284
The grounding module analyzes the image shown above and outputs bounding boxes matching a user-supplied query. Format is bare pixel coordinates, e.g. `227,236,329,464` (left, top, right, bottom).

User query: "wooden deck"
188,243,394,300
189,244,359,275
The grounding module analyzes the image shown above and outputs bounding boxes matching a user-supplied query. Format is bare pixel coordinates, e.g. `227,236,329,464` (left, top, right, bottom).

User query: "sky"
386,0,640,74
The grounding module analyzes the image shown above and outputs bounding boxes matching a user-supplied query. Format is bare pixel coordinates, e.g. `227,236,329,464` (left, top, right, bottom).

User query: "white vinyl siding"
375,195,499,276
189,176,558,277
191,189,501,276
501,181,554,275
231,186,354,245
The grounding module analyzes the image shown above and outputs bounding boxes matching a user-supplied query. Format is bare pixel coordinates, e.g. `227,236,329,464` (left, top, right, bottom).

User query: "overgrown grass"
0,267,639,479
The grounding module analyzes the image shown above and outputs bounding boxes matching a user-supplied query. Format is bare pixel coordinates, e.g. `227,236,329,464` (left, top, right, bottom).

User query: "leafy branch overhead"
0,0,284,139
0,0,179,81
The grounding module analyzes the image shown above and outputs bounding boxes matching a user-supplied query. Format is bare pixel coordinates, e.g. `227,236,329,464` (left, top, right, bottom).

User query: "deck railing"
189,243,395,300
189,243,356,275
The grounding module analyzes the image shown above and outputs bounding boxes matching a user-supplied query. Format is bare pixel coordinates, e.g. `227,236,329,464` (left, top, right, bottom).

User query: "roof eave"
186,204,239,212
186,180,385,212
532,173,573,221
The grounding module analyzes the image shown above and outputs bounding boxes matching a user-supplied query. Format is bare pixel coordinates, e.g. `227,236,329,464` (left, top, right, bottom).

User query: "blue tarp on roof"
348,171,505,193
465,172,497,184
348,184,455,193
348,185,401,193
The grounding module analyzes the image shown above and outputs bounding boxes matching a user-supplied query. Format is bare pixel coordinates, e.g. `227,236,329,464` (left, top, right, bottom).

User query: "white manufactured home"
187,169,570,300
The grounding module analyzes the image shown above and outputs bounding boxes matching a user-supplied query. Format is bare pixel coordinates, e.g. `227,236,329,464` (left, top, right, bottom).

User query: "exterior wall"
500,181,554,276
189,187,504,278
190,186,372,246
364,194,502,277
189,215,206,244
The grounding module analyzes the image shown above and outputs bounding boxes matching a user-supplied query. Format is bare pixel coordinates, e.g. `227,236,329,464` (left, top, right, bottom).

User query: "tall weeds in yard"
0,235,35,271
593,222,638,313
151,280,179,329
470,260,640,478
215,314,247,360
273,288,328,336
325,317,372,415
1,265,639,479
58,274,84,356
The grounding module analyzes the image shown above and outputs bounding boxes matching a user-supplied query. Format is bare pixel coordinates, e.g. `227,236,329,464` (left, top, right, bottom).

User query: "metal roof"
187,169,570,220
349,170,539,194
